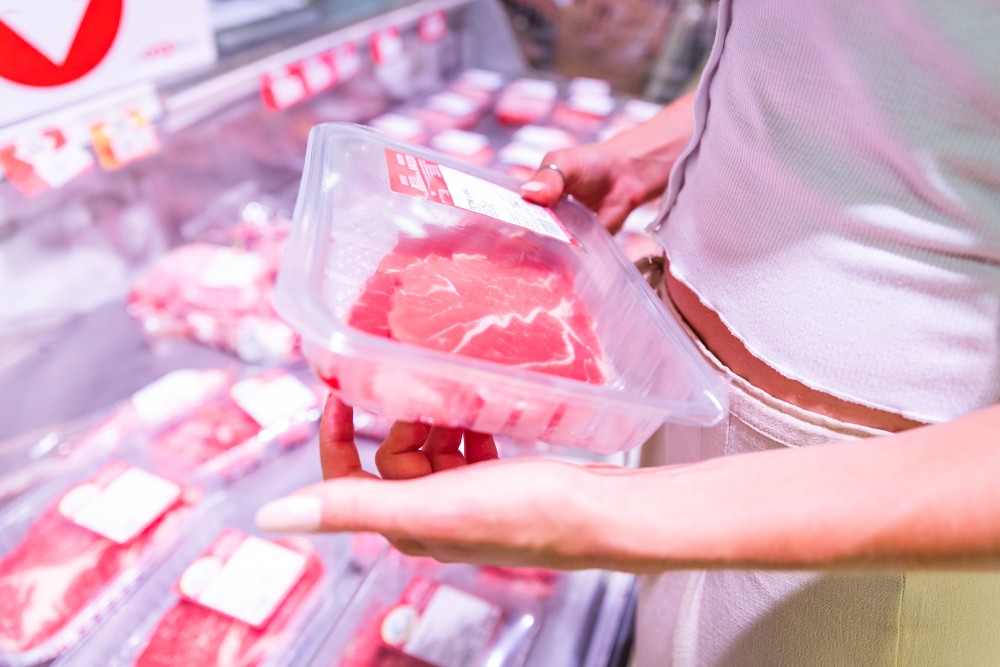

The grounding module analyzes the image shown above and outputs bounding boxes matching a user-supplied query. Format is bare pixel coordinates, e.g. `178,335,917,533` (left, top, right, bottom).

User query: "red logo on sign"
0,0,123,87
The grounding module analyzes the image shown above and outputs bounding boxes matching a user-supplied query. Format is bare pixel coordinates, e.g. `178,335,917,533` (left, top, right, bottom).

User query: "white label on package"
61,467,181,544
427,93,477,117
230,373,317,428
459,68,504,91
403,585,503,667
498,142,548,168
371,114,424,140
431,130,488,157
193,536,308,628
385,148,577,246
568,93,615,117
509,79,557,100
439,165,575,244
512,125,572,150
200,248,265,288
131,369,215,426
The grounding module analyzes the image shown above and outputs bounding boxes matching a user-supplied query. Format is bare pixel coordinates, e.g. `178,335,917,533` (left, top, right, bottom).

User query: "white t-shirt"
654,0,1000,423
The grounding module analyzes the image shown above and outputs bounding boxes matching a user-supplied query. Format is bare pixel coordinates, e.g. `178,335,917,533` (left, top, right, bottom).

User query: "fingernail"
520,182,546,194
255,495,322,532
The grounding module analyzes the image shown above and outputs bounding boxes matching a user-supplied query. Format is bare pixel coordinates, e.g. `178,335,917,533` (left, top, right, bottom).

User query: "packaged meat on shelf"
145,367,324,486
0,368,234,508
0,457,221,667
307,553,554,667
57,445,366,667
127,238,300,365
274,123,728,455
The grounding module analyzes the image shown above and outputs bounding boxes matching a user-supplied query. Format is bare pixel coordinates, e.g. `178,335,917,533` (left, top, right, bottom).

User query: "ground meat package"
275,124,727,455
308,555,554,667
0,460,210,666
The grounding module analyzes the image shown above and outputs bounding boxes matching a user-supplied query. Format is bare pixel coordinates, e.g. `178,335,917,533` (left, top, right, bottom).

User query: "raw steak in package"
317,557,547,667
0,368,232,506
0,462,201,665
147,369,323,483
128,530,326,667
276,125,728,455
127,242,299,364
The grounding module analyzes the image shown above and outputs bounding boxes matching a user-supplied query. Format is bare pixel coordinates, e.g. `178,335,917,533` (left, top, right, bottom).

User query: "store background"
0,1,718,665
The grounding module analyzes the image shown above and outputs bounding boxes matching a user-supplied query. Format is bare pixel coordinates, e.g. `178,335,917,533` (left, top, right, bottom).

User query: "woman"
257,0,1000,663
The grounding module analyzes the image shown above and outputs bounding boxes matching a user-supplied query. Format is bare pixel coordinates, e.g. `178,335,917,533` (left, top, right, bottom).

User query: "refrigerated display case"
0,1,651,664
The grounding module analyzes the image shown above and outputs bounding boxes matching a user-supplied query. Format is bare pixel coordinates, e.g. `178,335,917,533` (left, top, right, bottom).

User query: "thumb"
255,478,432,536
519,151,573,207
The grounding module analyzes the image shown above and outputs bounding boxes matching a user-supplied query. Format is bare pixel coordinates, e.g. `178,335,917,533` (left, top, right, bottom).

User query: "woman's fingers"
422,427,466,472
318,395,371,480
375,420,435,480
463,430,499,464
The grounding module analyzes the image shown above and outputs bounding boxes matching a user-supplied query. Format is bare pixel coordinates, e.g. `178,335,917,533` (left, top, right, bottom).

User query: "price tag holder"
419,11,447,43
371,27,404,65
299,53,338,95
90,108,161,171
0,127,94,196
261,66,309,111
332,42,361,81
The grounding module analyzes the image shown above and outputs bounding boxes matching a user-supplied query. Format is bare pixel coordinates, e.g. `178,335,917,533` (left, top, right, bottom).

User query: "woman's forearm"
586,404,1000,572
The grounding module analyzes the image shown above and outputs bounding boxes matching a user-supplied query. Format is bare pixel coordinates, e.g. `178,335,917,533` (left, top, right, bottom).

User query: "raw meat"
0,468,194,655
132,539,323,667
391,254,603,383
339,577,503,667
348,227,605,385
127,243,299,363
149,399,262,470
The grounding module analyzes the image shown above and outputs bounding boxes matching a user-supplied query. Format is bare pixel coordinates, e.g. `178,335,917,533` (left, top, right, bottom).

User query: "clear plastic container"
57,446,365,667
0,460,211,666
275,123,727,454
308,553,549,667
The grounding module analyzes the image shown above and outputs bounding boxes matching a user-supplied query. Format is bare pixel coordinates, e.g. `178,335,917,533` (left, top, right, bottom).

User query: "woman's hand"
316,394,499,481
255,393,627,570
520,91,696,234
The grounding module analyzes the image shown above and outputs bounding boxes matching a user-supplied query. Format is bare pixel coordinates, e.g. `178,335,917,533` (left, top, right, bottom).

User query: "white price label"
11,130,93,189
230,373,318,429
181,535,308,628
438,164,575,245
427,93,477,117
509,79,557,100
498,142,547,168
60,467,181,544
199,248,265,288
431,130,488,157
458,69,504,91
371,114,425,140
131,369,223,426
512,125,573,150
567,94,615,117
403,585,502,667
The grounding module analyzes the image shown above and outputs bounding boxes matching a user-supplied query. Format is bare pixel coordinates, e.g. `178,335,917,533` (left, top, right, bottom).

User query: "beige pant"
631,297,1000,666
